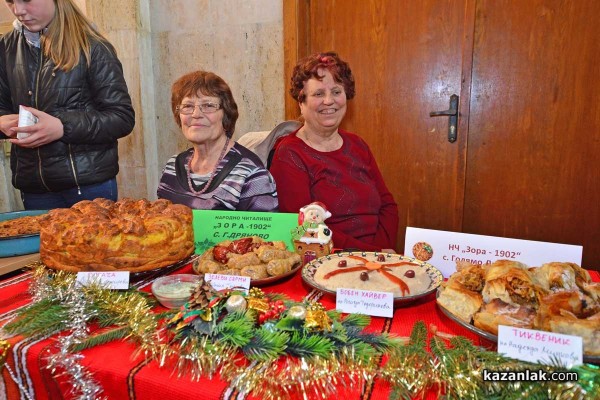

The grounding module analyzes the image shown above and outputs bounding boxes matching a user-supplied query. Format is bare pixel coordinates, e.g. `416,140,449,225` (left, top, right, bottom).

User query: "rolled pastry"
449,264,485,292
255,246,293,262
581,282,600,303
266,254,302,276
436,280,483,323
194,259,221,274
482,263,541,306
548,311,600,356
227,252,261,269
473,299,536,335
535,290,585,330
240,264,269,279
530,262,578,292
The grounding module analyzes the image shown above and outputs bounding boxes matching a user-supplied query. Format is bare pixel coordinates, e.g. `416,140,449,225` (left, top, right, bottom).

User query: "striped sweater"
157,143,278,211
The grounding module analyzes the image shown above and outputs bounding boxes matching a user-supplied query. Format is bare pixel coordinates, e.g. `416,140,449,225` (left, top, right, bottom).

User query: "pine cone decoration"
188,277,217,310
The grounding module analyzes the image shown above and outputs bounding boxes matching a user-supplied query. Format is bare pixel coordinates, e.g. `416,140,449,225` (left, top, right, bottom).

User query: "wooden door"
284,0,600,269
284,0,474,253
465,1,600,268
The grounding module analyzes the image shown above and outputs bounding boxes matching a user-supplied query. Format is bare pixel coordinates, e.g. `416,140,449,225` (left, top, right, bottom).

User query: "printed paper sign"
336,288,394,318
404,227,582,277
192,210,298,254
497,325,583,367
76,271,130,290
204,273,250,292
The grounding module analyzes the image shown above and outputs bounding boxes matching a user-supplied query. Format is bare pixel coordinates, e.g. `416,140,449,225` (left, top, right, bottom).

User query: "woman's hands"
0,114,18,138
7,106,64,148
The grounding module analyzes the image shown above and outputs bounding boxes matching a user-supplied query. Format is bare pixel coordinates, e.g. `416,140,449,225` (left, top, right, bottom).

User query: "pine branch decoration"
3,303,69,337
285,331,335,359
322,318,349,343
242,328,289,362
353,331,405,353
381,322,433,399
70,326,130,352
340,312,371,329
409,320,428,347
213,311,255,347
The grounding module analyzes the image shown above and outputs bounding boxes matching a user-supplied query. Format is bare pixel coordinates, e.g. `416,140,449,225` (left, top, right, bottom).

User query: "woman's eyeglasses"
177,103,221,114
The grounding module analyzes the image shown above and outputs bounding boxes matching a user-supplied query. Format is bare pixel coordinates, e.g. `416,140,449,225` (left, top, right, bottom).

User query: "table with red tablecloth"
1,263,598,400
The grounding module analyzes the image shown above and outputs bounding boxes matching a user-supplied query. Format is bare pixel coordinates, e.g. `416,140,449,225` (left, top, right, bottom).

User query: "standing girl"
0,0,135,209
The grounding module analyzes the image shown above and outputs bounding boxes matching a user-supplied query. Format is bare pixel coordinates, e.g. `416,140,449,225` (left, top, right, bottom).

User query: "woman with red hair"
270,52,398,251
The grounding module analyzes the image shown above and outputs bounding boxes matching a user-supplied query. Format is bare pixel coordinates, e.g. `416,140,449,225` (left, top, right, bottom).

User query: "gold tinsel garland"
0,265,598,400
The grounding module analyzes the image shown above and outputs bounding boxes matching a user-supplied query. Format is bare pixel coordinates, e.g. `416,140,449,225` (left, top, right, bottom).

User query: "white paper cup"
17,105,38,139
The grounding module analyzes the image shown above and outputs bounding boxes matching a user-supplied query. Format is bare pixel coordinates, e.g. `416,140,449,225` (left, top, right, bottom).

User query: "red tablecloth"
1,265,598,400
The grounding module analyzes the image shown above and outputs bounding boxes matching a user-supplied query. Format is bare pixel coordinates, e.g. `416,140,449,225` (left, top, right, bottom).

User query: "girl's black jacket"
0,25,135,193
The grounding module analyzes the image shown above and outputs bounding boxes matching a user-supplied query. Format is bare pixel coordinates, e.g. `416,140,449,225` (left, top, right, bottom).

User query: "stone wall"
0,5,19,210
0,0,284,210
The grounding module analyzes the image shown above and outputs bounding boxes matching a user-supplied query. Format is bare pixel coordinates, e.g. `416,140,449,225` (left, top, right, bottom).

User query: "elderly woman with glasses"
157,70,278,211
270,52,399,251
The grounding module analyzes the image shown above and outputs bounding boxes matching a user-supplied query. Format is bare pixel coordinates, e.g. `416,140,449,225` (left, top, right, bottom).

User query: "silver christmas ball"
263,321,277,332
288,305,306,320
225,294,247,313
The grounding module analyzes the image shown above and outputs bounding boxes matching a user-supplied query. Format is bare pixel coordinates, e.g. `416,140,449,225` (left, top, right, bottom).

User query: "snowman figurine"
292,202,334,262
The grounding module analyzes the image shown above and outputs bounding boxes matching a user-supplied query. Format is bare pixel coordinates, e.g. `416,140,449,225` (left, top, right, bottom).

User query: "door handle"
430,94,459,143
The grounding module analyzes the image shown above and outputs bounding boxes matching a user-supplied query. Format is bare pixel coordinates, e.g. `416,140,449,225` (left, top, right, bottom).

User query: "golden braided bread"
40,198,194,272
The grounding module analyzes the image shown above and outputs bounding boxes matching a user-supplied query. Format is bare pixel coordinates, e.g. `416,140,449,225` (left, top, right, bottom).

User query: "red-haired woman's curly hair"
290,52,355,103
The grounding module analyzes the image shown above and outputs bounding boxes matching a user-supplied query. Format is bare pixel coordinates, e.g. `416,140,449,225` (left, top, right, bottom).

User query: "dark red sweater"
270,129,399,251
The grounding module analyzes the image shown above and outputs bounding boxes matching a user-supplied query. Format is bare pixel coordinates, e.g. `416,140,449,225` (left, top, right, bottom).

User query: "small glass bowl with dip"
151,274,200,309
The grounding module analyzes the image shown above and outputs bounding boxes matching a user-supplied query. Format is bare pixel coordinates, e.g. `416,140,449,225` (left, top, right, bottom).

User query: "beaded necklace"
186,137,230,195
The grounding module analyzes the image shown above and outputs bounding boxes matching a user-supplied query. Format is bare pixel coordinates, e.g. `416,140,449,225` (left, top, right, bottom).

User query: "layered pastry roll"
535,290,585,331
531,262,579,292
565,262,592,288
450,263,486,292
581,282,600,303
473,299,536,335
548,311,600,356
482,261,542,307
484,260,529,275
437,280,483,323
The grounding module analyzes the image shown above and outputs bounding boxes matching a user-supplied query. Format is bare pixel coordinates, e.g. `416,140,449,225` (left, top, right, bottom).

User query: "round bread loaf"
40,198,194,272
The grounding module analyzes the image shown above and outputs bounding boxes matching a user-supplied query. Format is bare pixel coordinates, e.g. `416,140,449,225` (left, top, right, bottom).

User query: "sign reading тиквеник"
497,325,583,367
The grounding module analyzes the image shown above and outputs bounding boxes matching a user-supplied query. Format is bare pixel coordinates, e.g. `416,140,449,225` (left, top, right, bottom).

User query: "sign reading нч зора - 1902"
404,227,582,277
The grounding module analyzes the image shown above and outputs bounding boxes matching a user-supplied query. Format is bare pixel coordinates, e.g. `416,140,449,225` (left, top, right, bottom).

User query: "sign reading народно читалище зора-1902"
192,210,299,254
